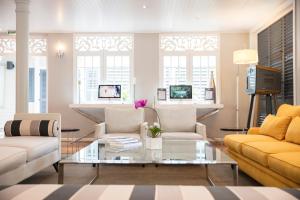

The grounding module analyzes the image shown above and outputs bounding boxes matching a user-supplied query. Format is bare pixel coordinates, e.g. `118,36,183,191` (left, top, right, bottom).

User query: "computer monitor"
98,85,121,98
170,85,192,99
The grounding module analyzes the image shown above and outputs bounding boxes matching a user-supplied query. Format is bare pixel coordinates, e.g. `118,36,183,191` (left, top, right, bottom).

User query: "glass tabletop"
60,139,236,165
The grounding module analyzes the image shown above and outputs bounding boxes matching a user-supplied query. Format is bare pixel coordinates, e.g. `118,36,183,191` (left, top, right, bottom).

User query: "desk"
69,103,224,123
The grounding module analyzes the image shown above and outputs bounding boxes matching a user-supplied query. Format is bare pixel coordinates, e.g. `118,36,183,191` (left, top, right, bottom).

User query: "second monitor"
170,85,192,99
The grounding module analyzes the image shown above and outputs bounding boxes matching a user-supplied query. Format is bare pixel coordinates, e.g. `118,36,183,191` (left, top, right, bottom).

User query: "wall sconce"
56,42,65,58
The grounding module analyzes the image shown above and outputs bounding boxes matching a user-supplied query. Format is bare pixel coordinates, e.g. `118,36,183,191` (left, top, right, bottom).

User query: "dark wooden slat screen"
257,11,293,126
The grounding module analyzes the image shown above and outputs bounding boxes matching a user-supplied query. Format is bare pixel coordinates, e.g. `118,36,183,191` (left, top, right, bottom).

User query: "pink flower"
134,99,148,109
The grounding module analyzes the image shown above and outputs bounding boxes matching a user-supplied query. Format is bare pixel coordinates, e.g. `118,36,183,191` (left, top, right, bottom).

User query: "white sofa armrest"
196,122,207,140
95,122,106,139
140,122,148,139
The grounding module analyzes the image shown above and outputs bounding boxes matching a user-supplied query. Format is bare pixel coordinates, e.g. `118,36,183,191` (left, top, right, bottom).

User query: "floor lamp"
233,49,258,128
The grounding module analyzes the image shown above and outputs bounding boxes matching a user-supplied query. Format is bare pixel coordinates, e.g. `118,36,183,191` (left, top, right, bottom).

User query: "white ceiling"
0,0,292,33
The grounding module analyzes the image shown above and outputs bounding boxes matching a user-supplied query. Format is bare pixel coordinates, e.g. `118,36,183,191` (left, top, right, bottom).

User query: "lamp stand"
236,65,240,129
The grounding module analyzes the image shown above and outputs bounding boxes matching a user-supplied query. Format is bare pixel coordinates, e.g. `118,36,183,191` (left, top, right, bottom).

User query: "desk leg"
58,163,64,184
205,164,215,186
232,164,239,186
89,164,99,185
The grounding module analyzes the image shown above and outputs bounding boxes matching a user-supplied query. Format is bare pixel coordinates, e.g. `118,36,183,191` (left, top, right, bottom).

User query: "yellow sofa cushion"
268,152,300,184
285,117,300,145
247,127,260,135
259,114,291,140
241,141,300,167
276,104,300,118
224,134,278,153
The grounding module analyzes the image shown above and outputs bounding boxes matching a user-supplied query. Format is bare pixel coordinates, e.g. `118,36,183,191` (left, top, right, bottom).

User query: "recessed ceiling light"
142,4,147,9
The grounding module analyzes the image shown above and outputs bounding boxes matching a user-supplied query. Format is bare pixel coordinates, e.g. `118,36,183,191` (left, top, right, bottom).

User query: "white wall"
45,32,249,139
202,33,250,138
47,33,95,138
134,33,159,124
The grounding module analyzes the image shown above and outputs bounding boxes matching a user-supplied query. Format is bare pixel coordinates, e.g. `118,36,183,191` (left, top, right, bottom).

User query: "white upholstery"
0,113,61,185
161,132,204,140
105,108,144,133
157,107,196,132
0,137,58,162
156,107,207,140
0,146,26,174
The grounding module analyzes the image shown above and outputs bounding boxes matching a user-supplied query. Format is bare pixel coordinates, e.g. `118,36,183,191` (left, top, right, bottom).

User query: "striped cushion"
4,120,59,137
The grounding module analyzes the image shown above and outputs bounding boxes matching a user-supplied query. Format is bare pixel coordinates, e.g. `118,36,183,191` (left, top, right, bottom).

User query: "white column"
295,0,300,104
15,0,30,113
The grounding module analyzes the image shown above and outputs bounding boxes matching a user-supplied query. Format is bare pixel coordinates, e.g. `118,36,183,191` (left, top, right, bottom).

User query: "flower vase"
146,137,162,149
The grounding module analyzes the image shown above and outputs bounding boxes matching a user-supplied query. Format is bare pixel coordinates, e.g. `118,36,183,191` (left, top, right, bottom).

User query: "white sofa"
156,107,207,140
0,113,61,185
95,108,147,139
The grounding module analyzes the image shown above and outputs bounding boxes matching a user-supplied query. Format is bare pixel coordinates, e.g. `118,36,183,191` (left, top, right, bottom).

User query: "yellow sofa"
224,104,300,187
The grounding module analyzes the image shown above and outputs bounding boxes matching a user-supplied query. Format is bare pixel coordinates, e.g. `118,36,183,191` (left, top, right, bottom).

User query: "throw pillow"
259,114,291,140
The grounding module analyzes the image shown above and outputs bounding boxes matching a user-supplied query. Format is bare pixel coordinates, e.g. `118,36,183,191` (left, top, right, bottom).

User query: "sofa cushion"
268,152,300,184
285,116,300,145
259,114,291,140
241,141,300,167
224,134,278,153
0,146,26,174
0,137,58,162
162,132,203,140
157,107,196,132
105,108,144,133
276,104,300,118
4,120,59,137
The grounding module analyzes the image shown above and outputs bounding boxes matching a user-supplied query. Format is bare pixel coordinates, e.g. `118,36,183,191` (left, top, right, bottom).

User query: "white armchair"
156,107,207,140
95,107,148,140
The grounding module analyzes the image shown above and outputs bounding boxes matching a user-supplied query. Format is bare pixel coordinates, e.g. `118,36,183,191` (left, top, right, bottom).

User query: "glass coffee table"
58,139,238,186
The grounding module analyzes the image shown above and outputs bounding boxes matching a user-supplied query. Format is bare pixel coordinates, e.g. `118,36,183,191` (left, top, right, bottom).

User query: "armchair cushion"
157,107,196,132
105,108,144,133
4,120,59,137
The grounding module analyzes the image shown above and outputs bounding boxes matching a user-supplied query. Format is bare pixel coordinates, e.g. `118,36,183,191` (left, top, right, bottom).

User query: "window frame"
73,34,134,104
159,33,221,104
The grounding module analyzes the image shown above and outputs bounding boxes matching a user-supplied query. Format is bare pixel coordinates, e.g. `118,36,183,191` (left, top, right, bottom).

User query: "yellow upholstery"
268,152,300,184
224,134,278,153
247,127,260,135
276,104,300,117
285,117,300,145
259,114,291,140
228,149,300,187
223,104,300,187
241,141,300,167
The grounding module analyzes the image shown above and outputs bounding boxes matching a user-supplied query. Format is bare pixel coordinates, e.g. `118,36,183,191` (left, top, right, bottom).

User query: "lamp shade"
233,49,258,64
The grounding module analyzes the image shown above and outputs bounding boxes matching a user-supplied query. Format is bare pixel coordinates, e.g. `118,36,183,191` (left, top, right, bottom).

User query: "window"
0,36,48,116
257,11,293,125
159,34,219,103
75,34,133,103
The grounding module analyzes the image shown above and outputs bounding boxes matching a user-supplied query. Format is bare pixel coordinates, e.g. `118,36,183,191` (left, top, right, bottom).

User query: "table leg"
205,164,215,186
58,163,64,184
89,163,100,185
232,164,239,186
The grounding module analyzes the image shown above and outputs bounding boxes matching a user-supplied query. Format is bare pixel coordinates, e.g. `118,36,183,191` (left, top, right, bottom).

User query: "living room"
0,0,300,199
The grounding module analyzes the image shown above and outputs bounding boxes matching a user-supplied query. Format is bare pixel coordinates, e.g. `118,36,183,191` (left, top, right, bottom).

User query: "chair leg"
53,162,59,173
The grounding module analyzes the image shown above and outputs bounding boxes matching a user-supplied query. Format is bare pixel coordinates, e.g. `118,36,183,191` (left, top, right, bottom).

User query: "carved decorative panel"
0,38,47,55
75,35,133,52
160,35,218,51
0,38,16,54
29,38,47,55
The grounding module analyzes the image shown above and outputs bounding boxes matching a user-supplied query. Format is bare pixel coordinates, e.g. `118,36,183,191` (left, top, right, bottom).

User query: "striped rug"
0,185,299,200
